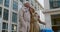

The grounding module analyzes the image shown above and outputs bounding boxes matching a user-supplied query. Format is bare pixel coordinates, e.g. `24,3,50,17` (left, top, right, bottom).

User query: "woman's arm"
38,18,46,25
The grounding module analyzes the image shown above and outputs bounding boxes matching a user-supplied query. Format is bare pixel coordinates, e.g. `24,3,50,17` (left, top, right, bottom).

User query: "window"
51,14,60,32
12,12,17,23
20,0,23,2
53,1,58,8
0,23,1,30
49,0,60,9
31,0,33,6
12,31,16,32
31,3,33,6
2,22,8,32
12,24,17,32
26,0,29,1
0,7,2,17
51,14,60,25
2,30,5,32
2,22,8,29
38,5,40,10
13,0,18,11
2,30,8,32
35,6,36,9
4,0,9,7
3,9,9,21
0,0,3,4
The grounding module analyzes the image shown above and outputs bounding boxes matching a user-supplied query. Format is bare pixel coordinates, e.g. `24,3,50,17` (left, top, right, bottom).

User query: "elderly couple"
19,1,46,32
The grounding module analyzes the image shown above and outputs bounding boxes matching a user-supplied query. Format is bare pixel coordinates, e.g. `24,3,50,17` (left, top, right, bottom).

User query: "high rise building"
43,0,60,32
0,0,43,32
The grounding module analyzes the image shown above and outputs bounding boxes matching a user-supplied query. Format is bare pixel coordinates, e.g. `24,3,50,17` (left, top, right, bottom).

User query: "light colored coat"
19,7,30,32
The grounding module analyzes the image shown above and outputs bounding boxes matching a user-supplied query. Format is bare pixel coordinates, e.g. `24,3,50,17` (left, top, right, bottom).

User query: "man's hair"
23,1,30,4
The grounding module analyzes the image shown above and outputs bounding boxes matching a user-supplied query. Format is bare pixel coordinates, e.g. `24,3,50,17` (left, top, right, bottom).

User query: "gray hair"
23,1,30,4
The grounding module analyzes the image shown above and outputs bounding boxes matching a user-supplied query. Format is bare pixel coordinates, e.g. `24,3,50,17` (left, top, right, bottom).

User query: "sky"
37,0,44,8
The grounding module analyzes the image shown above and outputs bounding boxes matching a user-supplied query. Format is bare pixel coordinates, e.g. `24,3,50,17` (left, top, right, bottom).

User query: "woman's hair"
30,7,35,13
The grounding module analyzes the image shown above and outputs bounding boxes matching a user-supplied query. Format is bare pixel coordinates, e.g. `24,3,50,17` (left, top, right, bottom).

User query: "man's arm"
19,8,26,32
20,8,25,25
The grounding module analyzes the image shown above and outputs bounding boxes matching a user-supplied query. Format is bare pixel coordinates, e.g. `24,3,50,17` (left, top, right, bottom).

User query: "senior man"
19,1,31,32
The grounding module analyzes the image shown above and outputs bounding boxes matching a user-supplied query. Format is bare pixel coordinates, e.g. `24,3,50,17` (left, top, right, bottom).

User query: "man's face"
24,3,30,8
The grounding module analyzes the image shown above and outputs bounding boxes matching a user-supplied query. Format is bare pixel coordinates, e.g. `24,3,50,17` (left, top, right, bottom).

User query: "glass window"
3,9,9,21
12,31,16,32
0,23,1,30
2,22,8,32
26,0,29,1
0,7,2,17
31,3,33,6
2,30,5,32
2,30,8,32
35,6,36,9
12,24,17,30
31,0,33,6
12,12,17,23
49,0,60,9
13,0,18,11
0,0,3,4
4,0,9,7
12,31,17,32
51,14,60,25
2,22,8,29
2,22,6,29
38,5,40,10
20,0,23,2
12,24,17,32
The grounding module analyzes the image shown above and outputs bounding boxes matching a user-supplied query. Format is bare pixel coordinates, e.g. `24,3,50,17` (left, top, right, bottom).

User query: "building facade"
43,0,60,32
0,0,43,32
0,0,20,32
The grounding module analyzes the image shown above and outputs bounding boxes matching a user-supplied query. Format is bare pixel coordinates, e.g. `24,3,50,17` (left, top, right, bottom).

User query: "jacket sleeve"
20,8,25,22
19,8,25,32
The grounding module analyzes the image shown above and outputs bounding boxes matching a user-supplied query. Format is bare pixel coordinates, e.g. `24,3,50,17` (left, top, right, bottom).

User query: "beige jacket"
19,7,30,32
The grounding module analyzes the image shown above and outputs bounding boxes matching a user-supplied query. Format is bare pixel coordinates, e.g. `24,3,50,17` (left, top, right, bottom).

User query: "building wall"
44,13,52,29
43,0,60,30
44,0,50,10
43,0,53,29
0,0,20,32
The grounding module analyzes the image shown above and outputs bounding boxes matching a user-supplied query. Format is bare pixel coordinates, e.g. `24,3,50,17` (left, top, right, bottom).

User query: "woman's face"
29,8,34,13
35,13,40,18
